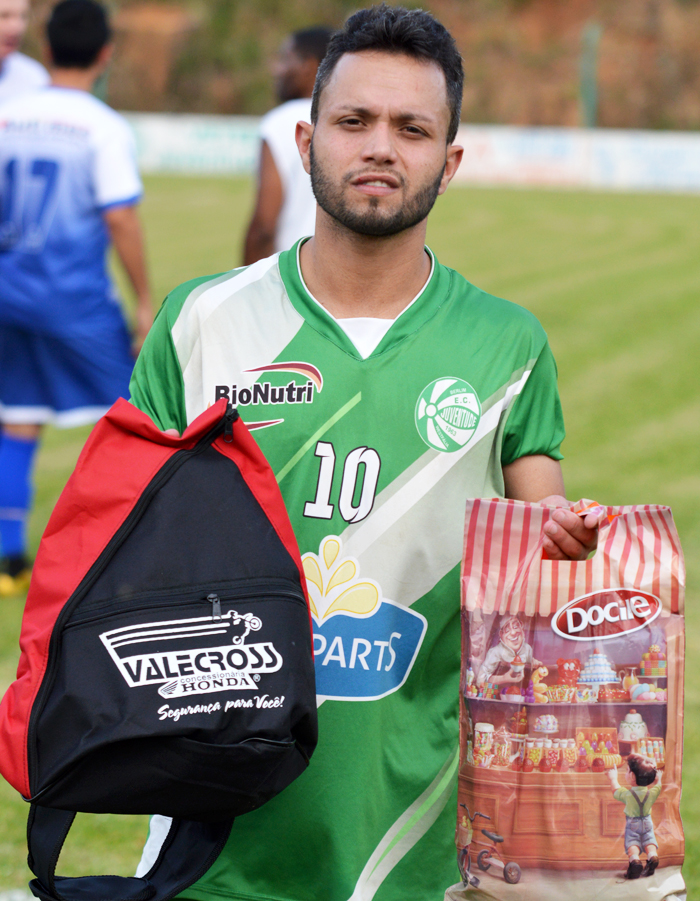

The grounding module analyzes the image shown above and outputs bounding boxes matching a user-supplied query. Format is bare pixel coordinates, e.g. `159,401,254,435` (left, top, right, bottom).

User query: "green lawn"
1,176,698,892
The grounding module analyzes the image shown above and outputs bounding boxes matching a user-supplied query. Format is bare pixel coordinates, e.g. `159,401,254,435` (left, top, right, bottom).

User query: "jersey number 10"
304,441,381,524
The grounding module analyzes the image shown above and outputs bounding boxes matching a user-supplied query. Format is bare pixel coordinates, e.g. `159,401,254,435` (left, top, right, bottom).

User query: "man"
0,0,48,102
132,6,598,898
243,26,332,264
477,615,542,687
0,0,152,596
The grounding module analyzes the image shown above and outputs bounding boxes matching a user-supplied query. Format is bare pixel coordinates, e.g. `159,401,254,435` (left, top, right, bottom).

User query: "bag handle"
462,498,683,618
27,804,233,901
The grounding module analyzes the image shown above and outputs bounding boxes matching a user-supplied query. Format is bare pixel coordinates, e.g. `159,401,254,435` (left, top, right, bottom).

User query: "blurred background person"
0,0,152,596
0,0,48,101
243,25,332,264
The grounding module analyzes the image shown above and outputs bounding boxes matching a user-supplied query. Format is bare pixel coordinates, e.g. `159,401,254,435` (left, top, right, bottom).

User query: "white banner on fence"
454,124,700,193
125,113,260,175
124,112,700,193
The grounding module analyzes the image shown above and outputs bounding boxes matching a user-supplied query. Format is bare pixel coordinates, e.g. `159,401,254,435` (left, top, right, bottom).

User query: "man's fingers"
538,497,603,561
582,512,598,530
582,508,607,530
543,509,596,561
553,508,596,540
542,528,585,561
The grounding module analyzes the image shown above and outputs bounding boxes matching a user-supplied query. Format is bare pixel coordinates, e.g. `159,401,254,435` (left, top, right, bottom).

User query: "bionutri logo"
415,377,481,453
552,589,661,642
213,361,323,431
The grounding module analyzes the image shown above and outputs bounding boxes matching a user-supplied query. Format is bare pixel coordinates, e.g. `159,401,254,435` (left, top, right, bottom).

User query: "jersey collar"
277,238,452,359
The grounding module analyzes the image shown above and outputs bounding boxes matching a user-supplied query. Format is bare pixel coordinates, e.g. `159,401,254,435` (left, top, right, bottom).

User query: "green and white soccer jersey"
130,242,564,901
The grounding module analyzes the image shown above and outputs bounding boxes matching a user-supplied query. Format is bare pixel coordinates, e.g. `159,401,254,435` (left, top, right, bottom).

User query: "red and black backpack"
0,399,317,901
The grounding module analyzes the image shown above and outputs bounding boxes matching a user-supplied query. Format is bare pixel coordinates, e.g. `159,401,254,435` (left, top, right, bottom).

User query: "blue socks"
0,432,39,562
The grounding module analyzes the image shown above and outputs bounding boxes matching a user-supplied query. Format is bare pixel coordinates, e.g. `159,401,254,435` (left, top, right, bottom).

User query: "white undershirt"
296,244,436,359
334,317,394,358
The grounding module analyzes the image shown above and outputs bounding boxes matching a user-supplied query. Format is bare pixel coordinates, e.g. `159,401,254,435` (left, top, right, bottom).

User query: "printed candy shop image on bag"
447,498,685,901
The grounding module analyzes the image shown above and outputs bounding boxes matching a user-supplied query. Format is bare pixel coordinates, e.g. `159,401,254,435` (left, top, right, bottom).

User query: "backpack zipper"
62,579,307,627
26,405,239,793
208,593,222,620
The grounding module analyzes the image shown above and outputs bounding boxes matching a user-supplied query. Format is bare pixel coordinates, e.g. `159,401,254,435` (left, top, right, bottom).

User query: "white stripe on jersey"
346,748,458,901
171,256,306,425
342,368,533,607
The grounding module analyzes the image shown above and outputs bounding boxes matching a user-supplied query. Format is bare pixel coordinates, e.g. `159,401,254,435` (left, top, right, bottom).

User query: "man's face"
0,0,29,62
303,51,460,239
499,617,525,653
273,38,309,103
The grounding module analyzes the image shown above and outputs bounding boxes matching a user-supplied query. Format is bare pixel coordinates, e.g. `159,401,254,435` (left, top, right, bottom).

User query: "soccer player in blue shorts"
0,0,152,595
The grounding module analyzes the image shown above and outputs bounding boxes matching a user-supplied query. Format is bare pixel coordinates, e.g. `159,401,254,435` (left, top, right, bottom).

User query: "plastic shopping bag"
448,499,685,901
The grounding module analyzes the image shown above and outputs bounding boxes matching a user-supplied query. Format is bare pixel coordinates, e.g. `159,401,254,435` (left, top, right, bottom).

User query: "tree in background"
23,0,700,129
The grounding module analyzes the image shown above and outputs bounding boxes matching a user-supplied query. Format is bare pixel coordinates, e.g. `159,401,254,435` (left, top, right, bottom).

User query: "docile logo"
552,589,661,642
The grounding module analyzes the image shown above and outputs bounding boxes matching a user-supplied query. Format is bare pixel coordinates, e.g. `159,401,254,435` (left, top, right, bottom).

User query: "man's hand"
502,457,603,561
540,496,602,561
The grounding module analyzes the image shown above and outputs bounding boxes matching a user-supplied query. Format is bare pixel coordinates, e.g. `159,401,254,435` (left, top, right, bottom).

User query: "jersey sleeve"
500,340,565,465
129,298,188,434
92,114,142,210
130,273,228,432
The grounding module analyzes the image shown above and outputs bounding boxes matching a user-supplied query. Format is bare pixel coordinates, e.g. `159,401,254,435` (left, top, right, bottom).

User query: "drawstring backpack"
0,398,318,901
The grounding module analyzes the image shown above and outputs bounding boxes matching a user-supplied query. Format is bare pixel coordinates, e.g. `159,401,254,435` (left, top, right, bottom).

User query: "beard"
309,142,445,238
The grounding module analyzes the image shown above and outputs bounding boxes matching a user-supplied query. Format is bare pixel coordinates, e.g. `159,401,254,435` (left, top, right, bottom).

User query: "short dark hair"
311,4,463,144
47,0,111,69
627,753,657,787
292,27,333,64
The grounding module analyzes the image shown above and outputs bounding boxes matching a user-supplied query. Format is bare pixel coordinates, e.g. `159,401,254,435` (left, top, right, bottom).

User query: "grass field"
1,175,698,894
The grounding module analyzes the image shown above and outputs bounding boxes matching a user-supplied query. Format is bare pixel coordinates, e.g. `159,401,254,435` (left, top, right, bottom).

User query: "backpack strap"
27,804,233,901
